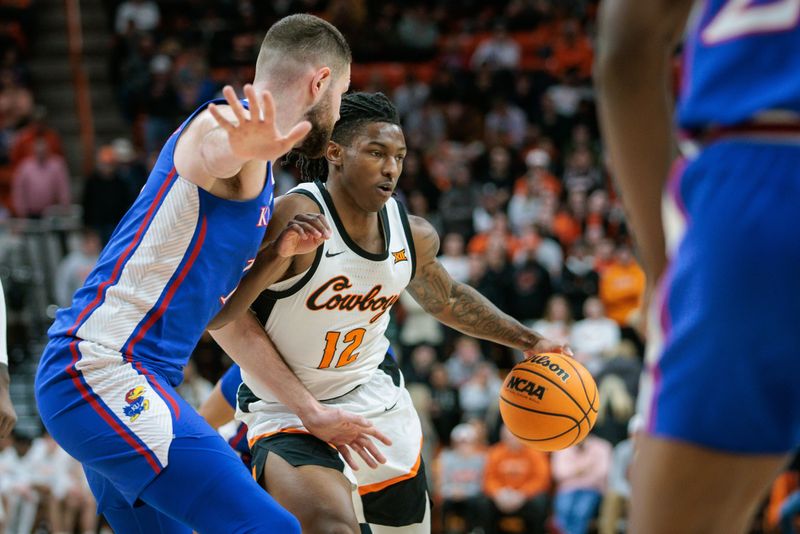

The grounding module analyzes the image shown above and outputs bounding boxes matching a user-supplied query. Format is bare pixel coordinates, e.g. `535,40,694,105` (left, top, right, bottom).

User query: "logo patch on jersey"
257,206,270,227
392,249,408,264
306,275,399,323
123,386,150,422
325,250,346,258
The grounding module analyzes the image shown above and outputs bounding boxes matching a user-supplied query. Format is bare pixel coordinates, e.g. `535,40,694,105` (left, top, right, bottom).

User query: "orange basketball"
499,352,599,452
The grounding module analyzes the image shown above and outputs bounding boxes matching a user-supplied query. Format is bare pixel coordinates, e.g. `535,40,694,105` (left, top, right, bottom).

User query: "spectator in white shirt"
570,297,621,374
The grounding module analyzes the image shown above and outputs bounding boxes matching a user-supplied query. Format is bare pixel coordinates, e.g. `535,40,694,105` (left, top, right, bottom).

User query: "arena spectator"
11,137,70,218
531,294,572,348
436,423,492,533
471,23,521,71
114,0,160,35
599,244,646,326
54,228,101,309
484,425,551,534
438,233,470,284
559,239,600,319
570,296,621,373
428,364,461,446
82,145,133,244
552,434,613,534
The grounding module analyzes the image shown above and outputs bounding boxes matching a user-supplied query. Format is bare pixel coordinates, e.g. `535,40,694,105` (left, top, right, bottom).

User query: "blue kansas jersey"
678,0,800,130
43,99,274,387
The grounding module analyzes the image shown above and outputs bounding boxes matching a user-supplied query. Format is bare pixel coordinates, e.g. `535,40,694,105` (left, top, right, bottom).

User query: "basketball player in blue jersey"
0,280,17,438
32,14,378,534
209,92,568,533
596,1,800,532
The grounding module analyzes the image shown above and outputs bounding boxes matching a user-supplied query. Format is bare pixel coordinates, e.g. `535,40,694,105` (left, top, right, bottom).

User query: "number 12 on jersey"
318,328,366,369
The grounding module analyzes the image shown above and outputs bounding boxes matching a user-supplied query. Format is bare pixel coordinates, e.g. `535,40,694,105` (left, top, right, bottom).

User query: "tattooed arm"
406,216,568,354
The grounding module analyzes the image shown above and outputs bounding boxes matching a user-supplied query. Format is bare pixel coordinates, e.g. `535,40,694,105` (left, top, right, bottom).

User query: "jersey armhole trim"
260,188,324,300
286,188,324,213
396,200,417,280
315,181,391,262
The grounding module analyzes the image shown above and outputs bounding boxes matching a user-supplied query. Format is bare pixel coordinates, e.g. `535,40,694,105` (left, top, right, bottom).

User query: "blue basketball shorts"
639,139,800,454
35,336,299,533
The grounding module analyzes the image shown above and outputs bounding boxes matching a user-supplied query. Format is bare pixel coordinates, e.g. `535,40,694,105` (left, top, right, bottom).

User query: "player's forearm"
209,312,323,420
595,0,688,280
208,244,291,330
200,127,249,179
433,282,540,351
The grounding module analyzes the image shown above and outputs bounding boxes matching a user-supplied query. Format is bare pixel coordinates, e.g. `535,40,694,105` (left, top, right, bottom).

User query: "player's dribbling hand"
523,335,574,358
301,405,392,471
275,213,332,258
208,84,312,163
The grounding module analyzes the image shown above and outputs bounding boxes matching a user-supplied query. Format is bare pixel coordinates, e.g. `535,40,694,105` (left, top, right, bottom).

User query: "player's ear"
310,67,332,101
325,141,343,167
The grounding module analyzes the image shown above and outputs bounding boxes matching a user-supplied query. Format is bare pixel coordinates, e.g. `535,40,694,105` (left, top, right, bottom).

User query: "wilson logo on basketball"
506,376,546,400
306,275,399,323
527,354,571,383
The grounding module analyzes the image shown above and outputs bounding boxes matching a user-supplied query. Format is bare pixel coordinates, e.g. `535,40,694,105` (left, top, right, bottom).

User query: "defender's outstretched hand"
208,84,312,163
275,213,332,258
301,405,392,471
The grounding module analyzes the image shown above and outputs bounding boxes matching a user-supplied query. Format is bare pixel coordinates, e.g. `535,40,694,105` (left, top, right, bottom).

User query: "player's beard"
293,92,335,158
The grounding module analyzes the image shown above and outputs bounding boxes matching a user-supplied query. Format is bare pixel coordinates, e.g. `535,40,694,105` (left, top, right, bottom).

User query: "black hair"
294,92,401,182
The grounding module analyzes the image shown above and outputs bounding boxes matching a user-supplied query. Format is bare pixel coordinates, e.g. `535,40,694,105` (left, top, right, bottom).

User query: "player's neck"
256,79,305,135
326,179,381,242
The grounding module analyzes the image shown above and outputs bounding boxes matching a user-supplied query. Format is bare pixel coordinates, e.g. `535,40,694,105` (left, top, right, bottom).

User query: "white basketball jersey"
241,181,416,402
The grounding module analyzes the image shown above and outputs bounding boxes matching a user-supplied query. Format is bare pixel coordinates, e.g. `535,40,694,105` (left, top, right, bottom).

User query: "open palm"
208,84,312,163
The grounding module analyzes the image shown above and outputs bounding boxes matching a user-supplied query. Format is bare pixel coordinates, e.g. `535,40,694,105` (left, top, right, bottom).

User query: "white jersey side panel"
241,182,415,402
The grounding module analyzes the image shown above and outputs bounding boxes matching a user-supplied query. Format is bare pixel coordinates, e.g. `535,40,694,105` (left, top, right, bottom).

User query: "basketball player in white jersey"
210,92,567,533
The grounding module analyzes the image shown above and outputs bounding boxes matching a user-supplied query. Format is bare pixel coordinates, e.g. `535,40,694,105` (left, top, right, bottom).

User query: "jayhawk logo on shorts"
123,386,150,422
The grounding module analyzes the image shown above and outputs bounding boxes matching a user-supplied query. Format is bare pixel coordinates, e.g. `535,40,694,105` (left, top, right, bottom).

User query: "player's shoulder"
407,214,440,260
273,188,323,218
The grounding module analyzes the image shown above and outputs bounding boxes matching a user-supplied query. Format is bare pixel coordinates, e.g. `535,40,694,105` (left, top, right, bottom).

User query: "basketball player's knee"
301,511,359,534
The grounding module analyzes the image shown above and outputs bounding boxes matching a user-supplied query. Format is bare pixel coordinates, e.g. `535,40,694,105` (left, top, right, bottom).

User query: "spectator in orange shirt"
549,19,593,80
8,106,63,168
599,244,646,326
467,213,521,259
483,425,551,534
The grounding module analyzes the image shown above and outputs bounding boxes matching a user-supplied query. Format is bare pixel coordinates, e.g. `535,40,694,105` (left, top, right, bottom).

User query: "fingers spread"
364,426,393,447
283,120,312,149
244,84,262,122
224,85,248,123
359,437,387,465
338,445,358,471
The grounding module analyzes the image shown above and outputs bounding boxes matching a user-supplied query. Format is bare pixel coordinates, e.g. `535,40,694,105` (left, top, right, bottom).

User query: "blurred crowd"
1,0,798,533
